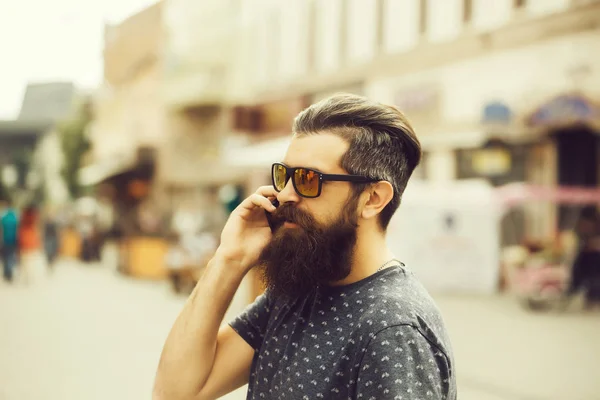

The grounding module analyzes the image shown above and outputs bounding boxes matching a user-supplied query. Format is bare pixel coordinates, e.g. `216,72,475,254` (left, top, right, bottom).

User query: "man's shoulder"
354,268,452,353
362,267,440,316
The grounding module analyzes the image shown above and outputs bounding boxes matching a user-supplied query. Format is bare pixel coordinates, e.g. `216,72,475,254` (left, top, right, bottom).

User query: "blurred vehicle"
165,232,217,294
498,183,600,311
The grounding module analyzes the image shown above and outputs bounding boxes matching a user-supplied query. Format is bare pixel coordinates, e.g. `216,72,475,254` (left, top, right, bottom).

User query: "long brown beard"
257,196,360,300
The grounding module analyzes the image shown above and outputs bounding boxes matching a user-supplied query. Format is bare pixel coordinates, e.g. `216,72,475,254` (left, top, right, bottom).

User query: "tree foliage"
58,102,92,199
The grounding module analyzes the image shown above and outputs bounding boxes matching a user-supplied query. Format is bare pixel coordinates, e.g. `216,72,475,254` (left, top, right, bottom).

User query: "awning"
495,183,600,208
163,162,249,187
222,136,291,168
419,130,488,151
78,155,137,186
221,129,521,161
0,119,53,136
527,92,600,129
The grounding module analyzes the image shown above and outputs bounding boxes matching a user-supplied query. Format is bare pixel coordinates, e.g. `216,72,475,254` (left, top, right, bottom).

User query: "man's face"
257,133,364,299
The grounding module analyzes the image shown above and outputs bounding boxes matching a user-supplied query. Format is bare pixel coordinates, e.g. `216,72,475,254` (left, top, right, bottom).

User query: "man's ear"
360,181,394,220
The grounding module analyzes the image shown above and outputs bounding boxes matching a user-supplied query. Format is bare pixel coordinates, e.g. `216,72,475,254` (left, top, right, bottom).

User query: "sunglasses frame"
271,162,379,198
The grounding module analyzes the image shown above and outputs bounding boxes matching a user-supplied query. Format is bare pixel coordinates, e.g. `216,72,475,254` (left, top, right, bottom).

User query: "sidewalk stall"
496,183,600,310
164,232,217,294
387,179,600,309
80,148,171,279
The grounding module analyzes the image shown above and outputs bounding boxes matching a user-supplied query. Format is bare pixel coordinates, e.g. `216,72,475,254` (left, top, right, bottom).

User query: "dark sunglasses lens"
272,164,287,191
294,168,319,197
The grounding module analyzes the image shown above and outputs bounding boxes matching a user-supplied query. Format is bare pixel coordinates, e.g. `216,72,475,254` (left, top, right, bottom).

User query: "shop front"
526,93,600,233
79,147,169,279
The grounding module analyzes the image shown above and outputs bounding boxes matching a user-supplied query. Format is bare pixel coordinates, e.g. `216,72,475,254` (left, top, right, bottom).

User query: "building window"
463,0,472,23
376,0,385,53
419,0,428,34
307,0,316,72
340,0,348,62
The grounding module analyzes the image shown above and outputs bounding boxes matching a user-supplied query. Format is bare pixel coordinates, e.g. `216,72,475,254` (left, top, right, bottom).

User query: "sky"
0,0,158,119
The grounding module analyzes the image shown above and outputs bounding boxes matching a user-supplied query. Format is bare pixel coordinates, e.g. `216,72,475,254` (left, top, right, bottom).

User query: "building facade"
81,2,167,240
211,0,600,242
158,0,600,298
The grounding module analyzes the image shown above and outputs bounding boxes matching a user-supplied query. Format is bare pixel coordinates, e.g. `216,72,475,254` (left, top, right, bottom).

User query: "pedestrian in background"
570,207,600,310
43,205,61,271
18,205,43,284
1,200,19,283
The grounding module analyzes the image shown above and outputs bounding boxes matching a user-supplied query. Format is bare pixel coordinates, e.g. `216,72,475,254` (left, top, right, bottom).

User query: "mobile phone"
265,199,279,232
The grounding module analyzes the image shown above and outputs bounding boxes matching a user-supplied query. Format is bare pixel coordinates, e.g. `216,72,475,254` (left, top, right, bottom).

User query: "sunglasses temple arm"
321,174,378,183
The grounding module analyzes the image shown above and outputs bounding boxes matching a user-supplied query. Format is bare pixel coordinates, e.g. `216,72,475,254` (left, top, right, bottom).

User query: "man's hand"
217,185,278,272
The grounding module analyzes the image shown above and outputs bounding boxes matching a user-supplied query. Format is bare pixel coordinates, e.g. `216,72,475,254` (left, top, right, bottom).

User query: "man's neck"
330,230,395,286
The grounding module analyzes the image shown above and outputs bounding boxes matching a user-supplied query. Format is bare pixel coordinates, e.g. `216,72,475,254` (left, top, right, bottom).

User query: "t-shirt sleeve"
355,325,455,400
228,291,273,351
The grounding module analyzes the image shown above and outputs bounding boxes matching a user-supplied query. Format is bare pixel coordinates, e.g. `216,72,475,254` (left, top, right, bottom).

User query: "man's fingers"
234,186,278,215
246,193,277,212
255,185,278,198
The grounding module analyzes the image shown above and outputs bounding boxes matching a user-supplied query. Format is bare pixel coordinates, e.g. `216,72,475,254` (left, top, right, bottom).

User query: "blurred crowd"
0,200,61,284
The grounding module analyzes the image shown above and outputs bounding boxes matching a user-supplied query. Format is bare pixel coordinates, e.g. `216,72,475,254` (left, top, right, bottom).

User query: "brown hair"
293,93,421,230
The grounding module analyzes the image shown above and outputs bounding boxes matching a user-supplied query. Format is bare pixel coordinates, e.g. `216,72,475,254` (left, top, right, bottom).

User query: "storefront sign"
528,94,600,126
394,85,439,114
481,101,512,125
393,84,441,130
471,147,512,176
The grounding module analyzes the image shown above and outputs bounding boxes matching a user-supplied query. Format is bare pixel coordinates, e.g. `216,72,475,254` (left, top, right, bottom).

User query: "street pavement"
440,293,600,400
0,258,599,400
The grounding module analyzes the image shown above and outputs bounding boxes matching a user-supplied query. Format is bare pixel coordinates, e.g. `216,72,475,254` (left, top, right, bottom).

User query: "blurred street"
1,1,600,399
0,257,248,400
0,259,598,400
442,294,600,400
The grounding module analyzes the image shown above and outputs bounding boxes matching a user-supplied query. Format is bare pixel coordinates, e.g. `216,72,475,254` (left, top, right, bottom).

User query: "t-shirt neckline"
316,264,405,296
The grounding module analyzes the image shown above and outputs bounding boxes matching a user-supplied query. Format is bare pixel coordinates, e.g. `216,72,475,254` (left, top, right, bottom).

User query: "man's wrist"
211,247,248,274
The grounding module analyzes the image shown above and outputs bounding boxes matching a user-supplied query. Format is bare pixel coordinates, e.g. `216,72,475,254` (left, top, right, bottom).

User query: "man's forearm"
153,254,246,400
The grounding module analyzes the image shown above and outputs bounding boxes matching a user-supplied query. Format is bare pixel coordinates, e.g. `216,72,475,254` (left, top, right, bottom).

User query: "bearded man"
154,94,456,400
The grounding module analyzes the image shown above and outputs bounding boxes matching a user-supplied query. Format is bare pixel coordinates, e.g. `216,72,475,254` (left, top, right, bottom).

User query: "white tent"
387,179,504,294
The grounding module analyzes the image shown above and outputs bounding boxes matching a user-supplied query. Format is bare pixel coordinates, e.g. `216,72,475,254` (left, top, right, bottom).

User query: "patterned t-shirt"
230,265,456,400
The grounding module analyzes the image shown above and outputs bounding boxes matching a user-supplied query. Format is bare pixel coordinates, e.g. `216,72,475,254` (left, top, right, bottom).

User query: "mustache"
269,203,315,229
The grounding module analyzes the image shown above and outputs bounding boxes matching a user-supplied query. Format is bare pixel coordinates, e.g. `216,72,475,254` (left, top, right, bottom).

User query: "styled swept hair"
293,93,421,230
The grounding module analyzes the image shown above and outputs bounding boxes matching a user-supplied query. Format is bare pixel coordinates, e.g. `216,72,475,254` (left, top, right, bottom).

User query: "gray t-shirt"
230,266,456,400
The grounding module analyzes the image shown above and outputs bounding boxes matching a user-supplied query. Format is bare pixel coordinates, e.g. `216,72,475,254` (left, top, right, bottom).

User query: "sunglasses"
271,162,379,198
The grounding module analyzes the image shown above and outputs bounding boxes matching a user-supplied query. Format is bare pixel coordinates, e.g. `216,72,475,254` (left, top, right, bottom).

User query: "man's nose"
277,178,300,205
